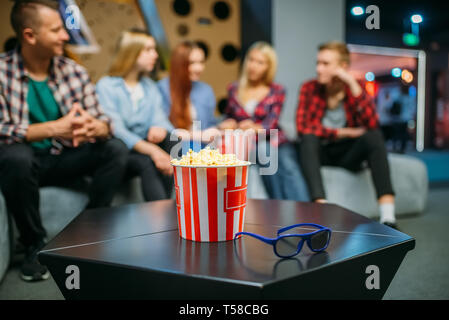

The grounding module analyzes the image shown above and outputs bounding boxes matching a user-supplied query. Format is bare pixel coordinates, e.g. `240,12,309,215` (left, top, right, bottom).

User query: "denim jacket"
96,76,174,150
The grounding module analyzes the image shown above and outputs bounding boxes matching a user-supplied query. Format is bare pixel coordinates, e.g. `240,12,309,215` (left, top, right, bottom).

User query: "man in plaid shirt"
0,0,128,281
296,41,397,229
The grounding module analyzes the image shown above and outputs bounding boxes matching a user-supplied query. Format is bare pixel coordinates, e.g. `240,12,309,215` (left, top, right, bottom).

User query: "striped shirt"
0,48,110,154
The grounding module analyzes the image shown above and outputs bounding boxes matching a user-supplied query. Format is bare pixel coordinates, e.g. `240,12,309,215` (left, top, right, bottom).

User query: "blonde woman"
219,41,309,201
96,29,175,201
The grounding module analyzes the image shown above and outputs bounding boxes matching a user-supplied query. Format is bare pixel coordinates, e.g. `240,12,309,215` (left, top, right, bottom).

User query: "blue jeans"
180,140,207,154
257,142,310,202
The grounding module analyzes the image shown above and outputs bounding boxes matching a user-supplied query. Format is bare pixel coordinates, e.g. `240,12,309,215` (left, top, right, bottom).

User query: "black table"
38,199,415,300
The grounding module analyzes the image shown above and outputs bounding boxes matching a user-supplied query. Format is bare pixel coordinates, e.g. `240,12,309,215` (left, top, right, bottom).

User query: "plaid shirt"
296,79,379,140
0,48,110,154
224,82,288,145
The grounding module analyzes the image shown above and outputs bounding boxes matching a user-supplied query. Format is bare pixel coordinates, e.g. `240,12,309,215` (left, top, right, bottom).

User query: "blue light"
351,6,364,16
365,72,375,82
411,14,423,24
392,68,402,78
409,85,417,97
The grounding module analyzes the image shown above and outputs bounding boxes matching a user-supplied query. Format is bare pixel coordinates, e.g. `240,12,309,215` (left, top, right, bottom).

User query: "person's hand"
332,67,355,85
173,128,191,141
218,118,238,130
71,106,109,147
332,67,362,97
149,146,173,176
147,127,167,144
337,127,366,139
201,127,221,143
238,119,256,130
52,103,79,140
238,119,263,132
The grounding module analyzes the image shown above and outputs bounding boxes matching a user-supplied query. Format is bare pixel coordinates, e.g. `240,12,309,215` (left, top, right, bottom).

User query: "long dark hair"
169,41,201,130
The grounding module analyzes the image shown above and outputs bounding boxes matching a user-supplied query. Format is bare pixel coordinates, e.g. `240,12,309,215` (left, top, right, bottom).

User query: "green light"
403,33,420,46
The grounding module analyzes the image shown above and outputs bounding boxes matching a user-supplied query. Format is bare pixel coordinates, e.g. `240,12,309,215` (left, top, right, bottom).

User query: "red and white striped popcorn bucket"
172,163,251,242
215,130,256,161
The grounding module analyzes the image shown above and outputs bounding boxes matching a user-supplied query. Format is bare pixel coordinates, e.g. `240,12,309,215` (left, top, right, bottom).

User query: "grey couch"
322,153,428,218
247,153,428,218
0,191,8,284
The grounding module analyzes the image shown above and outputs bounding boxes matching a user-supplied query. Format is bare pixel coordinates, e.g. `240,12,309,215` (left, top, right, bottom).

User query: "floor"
382,187,449,299
0,187,448,300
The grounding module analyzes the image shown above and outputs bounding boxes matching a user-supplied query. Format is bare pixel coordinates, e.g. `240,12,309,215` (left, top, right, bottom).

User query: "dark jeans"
297,129,394,201
0,139,128,247
124,134,177,201
256,142,310,201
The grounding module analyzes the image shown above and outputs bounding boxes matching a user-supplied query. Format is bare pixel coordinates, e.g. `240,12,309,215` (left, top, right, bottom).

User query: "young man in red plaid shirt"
296,41,397,229
0,0,128,281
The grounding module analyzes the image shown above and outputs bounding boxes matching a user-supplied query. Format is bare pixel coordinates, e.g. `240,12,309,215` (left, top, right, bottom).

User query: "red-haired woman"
158,41,219,150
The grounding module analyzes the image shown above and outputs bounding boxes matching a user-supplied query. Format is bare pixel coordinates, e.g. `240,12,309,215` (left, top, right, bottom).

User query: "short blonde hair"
239,41,277,92
318,41,350,65
108,29,153,77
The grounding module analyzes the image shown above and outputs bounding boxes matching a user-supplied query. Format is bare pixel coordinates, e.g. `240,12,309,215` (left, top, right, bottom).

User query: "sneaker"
20,239,50,282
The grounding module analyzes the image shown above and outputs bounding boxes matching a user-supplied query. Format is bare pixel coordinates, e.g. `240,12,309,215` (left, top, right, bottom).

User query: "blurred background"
1,0,449,300
1,0,448,182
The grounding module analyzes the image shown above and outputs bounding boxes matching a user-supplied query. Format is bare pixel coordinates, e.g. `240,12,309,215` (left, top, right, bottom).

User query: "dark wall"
346,0,449,51
241,0,272,61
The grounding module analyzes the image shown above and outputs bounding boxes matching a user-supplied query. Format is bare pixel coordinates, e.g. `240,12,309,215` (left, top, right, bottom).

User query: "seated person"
296,41,397,229
157,41,219,151
219,41,309,202
96,29,176,201
0,0,128,282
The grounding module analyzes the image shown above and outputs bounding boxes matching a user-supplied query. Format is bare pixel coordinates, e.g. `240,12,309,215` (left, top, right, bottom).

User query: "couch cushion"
388,154,428,214
245,154,428,218
40,177,151,239
0,192,9,284
112,177,145,206
39,187,89,240
323,154,428,218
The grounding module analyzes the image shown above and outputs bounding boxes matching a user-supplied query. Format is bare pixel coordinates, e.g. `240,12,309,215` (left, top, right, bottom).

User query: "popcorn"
171,147,251,242
171,147,248,166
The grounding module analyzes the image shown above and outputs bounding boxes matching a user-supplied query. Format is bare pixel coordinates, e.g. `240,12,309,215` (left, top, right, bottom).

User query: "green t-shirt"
27,78,61,149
